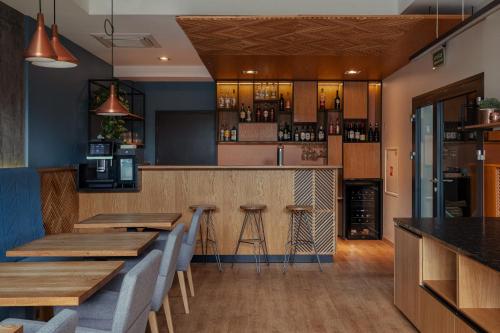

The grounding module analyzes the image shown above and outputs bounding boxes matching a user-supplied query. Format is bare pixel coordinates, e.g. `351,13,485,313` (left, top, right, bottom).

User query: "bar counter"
79,165,341,259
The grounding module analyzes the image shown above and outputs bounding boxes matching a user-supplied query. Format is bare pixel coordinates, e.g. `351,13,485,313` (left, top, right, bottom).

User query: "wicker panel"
39,169,78,234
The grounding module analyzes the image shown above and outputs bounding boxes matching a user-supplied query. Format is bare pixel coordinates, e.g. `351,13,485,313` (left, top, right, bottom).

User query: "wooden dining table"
0,261,123,306
6,232,158,258
73,213,182,231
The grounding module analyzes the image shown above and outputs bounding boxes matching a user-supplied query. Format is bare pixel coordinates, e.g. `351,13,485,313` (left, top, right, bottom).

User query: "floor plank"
161,239,416,333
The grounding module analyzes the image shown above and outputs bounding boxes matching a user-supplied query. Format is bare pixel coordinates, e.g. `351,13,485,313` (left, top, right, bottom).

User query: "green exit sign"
432,47,446,69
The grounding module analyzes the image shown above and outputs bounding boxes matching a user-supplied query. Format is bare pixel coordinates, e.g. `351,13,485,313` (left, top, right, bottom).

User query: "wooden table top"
0,325,22,333
0,261,123,306
74,213,182,230
6,232,158,258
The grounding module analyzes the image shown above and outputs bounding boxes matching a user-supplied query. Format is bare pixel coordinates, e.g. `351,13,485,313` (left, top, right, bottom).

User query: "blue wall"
25,17,111,168
141,82,215,163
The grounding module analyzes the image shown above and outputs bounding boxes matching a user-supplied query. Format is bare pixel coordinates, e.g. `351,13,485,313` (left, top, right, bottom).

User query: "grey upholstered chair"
1,309,78,333
175,207,203,314
55,250,162,333
104,224,185,333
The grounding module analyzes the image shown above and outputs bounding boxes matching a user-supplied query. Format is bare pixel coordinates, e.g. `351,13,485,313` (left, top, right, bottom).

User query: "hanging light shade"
95,0,129,117
95,83,129,116
24,11,56,62
33,0,79,69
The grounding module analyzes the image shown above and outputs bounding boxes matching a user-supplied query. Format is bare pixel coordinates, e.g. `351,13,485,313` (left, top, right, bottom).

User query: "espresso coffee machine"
81,141,116,189
78,141,139,190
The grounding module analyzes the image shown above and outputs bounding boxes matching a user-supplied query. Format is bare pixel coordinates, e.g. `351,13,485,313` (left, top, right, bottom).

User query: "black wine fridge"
343,180,382,240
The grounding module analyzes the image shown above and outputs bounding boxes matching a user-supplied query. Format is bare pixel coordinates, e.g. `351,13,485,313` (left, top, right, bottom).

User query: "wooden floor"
160,239,416,333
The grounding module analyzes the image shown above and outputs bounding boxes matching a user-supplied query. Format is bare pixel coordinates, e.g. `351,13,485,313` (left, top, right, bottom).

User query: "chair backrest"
0,168,45,263
112,250,162,333
150,223,184,311
184,208,203,246
38,309,78,333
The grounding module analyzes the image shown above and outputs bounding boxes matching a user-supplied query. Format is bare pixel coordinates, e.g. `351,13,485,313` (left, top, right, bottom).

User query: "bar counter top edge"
139,165,343,170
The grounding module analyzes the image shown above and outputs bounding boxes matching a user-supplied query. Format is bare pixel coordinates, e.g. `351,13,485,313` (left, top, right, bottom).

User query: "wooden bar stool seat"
233,204,269,273
240,204,267,211
189,204,222,271
286,205,313,212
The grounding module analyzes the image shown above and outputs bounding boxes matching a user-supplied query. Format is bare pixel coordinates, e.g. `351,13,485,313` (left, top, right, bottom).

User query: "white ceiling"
3,0,493,81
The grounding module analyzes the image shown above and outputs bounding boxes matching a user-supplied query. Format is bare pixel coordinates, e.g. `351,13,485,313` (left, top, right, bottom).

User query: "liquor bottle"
374,122,380,142
279,94,285,112
368,123,374,142
344,123,350,141
318,126,325,141
334,90,341,110
310,126,316,141
284,123,290,141
328,120,334,135
294,128,300,142
224,127,230,141
256,107,262,122
278,126,284,141
239,104,246,122
349,123,355,142
354,123,360,141
319,88,326,110
246,106,252,122
305,127,311,141
263,107,269,122
270,107,275,122
335,118,340,135
231,89,237,109
285,92,291,110
360,123,366,142
300,127,306,141
231,126,237,141
219,126,225,141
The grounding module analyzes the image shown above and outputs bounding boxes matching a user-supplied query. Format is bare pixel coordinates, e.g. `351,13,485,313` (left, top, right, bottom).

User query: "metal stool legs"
232,209,269,273
204,210,223,271
283,210,323,273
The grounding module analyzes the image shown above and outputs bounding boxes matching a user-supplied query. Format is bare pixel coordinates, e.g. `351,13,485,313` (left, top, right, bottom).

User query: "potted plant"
479,98,500,124
99,117,128,142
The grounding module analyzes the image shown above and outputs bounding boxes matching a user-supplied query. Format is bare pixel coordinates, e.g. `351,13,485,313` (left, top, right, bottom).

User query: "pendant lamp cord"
53,0,56,25
104,0,115,78
39,0,41,13
435,0,439,39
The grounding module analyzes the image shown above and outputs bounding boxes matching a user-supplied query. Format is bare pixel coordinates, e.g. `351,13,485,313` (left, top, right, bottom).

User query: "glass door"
414,105,435,217
414,95,483,218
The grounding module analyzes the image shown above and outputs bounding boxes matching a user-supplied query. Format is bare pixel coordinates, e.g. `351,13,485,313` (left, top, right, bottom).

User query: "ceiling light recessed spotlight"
345,70,361,75
242,70,258,75
159,56,169,61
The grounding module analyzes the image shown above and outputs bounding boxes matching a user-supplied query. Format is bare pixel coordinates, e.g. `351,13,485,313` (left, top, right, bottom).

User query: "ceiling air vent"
91,33,161,48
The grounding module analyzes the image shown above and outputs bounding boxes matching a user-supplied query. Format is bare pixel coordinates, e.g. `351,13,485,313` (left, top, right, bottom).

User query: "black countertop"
394,217,500,272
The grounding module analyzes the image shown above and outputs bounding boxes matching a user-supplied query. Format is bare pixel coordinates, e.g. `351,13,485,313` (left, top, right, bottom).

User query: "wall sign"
432,47,446,70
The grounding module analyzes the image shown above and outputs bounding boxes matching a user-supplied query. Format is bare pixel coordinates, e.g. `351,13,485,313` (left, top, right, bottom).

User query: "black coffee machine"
78,141,138,190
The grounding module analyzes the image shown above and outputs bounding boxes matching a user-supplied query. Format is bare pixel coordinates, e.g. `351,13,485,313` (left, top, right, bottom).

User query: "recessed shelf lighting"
345,70,361,75
159,56,169,61
242,69,258,74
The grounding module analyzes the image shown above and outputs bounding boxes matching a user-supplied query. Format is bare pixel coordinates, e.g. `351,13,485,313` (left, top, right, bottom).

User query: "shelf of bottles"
318,82,344,139
217,81,296,142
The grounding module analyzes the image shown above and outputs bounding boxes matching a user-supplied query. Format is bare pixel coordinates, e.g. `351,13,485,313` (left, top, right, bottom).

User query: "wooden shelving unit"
421,236,500,332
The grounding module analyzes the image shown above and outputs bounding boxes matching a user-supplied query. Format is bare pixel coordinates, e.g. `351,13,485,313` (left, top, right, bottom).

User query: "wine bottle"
279,94,285,112
328,120,334,135
360,123,366,141
374,122,380,142
335,90,341,110
246,106,252,122
294,128,299,142
278,126,284,141
285,92,291,110
300,127,306,141
256,107,262,122
354,123,360,141
263,107,269,122
335,118,340,135
368,123,374,142
270,107,275,122
220,126,225,141
240,104,246,122
349,123,355,142
319,88,326,110
231,126,237,141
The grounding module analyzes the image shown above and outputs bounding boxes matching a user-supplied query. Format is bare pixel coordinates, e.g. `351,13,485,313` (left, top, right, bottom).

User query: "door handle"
429,178,454,183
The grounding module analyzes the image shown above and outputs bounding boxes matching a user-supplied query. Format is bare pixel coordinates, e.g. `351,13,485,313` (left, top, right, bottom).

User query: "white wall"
381,8,500,242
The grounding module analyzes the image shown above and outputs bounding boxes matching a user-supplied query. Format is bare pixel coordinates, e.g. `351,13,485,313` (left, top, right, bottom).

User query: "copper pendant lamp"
96,0,128,117
24,0,56,62
33,0,79,68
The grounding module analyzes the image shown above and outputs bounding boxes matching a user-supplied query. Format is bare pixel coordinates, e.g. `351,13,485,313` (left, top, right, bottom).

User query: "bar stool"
283,205,323,272
189,204,223,271
232,204,269,273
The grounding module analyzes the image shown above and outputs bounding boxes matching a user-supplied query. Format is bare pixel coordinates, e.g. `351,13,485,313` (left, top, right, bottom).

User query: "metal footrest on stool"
283,205,323,272
232,205,269,273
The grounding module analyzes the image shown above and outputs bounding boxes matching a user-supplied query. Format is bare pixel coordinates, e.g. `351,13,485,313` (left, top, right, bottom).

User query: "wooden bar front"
79,166,340,256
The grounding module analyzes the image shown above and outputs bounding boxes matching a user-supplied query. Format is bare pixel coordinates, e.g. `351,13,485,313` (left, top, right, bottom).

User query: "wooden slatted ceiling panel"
176,15,462,80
